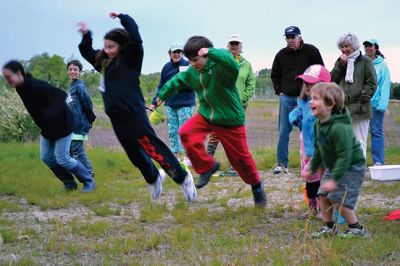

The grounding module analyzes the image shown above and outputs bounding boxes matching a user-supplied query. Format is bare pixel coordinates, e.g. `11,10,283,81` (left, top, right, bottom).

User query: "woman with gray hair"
331,33,377,159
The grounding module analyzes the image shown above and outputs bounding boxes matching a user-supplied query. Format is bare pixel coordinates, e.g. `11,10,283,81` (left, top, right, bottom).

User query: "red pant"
179,114,260,185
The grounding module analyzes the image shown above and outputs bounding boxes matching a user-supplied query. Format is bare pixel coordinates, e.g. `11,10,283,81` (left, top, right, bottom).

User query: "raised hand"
156,98,164,107
339,53,348,65
77,22,89,35
109,12,120,19
198,48,209,57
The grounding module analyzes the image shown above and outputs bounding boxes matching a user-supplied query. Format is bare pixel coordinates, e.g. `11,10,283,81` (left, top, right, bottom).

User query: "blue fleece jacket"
66,79,96,135
151,58,195,108
289,97,316,157
371,56,391,111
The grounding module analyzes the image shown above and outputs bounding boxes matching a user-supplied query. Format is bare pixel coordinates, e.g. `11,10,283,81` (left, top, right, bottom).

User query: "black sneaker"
195,162,220,189
252,182,267,207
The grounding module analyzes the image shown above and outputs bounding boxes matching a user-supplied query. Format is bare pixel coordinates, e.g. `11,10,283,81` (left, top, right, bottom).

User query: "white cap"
228,34,242,43
169,42,183,52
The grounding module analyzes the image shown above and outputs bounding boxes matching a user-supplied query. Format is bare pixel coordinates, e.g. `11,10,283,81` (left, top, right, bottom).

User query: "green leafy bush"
0,88,40,142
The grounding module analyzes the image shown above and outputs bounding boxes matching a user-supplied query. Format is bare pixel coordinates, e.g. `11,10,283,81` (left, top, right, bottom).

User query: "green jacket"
236,55,256,107
158,48,245,126
310,109,365,182
330,52,377,120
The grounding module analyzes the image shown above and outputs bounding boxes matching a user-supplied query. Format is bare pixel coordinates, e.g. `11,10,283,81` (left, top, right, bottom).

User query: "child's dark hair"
2,60,26,77
183,36,213,59
95,28,129,69
67,60,83,71
310,82,345,114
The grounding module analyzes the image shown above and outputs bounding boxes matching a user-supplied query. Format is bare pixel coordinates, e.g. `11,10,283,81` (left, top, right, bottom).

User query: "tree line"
1,53,399,101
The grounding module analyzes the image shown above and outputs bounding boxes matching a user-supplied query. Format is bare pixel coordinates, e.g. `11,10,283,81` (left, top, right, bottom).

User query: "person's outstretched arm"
78,22,101,72
110,12,144,73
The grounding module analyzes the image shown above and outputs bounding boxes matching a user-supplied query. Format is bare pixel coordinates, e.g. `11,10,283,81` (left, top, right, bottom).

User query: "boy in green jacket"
156,36,266,207
304,82,366,238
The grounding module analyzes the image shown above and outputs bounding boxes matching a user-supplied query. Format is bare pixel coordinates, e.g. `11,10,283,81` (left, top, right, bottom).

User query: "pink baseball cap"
297,64,331,84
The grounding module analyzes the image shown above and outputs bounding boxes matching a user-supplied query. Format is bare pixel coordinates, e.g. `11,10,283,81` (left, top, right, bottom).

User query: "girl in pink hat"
289,64,330,219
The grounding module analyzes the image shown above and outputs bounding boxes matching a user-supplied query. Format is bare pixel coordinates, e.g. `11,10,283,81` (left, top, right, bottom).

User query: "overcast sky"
1,0,399,81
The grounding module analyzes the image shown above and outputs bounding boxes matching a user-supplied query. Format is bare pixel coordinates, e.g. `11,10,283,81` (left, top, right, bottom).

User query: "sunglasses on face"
364,43,374,48
229,41,240,45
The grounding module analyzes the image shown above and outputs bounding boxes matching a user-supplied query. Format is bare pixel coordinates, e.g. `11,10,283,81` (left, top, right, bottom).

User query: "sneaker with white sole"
180,163,197,201
337,226,366,238
273,164,288,174
182,156,192,167
311,225,338,238
149,169,166,200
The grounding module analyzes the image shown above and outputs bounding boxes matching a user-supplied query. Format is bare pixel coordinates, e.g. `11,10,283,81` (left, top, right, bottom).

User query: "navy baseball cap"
284,26,301,36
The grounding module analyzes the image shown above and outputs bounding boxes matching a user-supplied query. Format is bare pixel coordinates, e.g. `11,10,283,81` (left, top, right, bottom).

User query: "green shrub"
0,88,40,142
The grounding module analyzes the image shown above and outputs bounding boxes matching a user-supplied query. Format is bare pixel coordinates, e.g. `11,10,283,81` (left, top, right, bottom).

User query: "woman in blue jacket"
150,43,195,166
363,39,391,165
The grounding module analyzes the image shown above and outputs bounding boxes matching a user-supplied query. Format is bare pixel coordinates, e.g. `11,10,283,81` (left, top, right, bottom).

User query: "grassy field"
0,100,400,265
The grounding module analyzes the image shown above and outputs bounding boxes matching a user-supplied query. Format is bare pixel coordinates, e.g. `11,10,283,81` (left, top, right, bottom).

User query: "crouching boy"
304,82,366,238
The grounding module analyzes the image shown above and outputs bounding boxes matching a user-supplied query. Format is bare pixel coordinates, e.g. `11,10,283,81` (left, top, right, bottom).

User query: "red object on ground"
384,209,400,221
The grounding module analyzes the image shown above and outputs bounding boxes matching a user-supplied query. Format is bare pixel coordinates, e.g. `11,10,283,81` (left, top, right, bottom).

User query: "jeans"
70,140,94,173
277,94,297,167
40,134,77,170
370,107,385,164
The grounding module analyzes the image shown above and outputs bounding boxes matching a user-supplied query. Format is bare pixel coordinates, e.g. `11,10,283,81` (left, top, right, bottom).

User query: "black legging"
306,181,321,199
111,115,187,184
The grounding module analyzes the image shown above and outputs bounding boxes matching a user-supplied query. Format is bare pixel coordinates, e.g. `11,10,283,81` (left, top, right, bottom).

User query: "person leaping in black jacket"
77,12,196,201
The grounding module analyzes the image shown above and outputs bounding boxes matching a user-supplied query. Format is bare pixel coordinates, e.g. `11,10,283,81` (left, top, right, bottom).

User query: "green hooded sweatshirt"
236,55,256,107
158,48,245,126
310,109,365,181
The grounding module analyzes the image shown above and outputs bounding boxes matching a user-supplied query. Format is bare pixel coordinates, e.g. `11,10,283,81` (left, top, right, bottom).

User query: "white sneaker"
180,163,196,201
149,169,166,200
273,164,288,174
182,156,192,167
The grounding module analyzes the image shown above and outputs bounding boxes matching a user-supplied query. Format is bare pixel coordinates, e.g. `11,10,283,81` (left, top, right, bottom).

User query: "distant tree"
140,72,160,101
81,70,101,99
392,85,400,100
26,53,69,90
255,68,274,98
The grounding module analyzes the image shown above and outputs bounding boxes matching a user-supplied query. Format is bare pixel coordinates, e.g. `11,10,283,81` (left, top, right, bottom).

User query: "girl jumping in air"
78,12,196,201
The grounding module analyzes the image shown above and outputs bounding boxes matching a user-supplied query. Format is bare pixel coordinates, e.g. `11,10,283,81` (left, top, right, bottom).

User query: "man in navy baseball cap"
271,25,324,175
284,26,301,37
